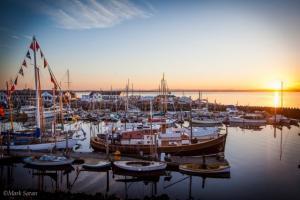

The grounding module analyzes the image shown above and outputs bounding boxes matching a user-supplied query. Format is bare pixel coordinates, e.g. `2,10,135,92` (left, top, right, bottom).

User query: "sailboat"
0,36,79,151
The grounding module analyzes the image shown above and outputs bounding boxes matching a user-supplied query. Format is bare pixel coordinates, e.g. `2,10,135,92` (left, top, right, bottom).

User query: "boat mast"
66,69,71,105
190,102,193,143
6,81,12,153
281,81,283,109
33,36,41,138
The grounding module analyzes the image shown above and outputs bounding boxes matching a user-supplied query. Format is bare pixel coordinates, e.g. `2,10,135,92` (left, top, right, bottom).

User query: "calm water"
1,123,300,200
76,91,300,108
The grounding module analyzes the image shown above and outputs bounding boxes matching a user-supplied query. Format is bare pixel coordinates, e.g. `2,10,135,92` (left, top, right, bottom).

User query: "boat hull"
0,139,78,151
113,161,167,172
91,133,227,156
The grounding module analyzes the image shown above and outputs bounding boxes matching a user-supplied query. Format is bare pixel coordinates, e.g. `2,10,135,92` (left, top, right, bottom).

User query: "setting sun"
267,81,282,91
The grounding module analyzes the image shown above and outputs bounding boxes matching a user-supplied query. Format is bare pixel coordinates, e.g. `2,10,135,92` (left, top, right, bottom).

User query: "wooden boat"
113,160,166,172
179,163,230,175
91,133,227,156
82,160,111,170
23,155,74,167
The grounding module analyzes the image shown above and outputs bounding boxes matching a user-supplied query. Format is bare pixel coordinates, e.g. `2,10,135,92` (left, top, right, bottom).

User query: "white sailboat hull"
192,119,223,126
229,117,266,125
0,139,78,151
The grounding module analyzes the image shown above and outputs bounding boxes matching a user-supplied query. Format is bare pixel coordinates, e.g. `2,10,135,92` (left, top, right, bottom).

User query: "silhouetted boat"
91,133,227,156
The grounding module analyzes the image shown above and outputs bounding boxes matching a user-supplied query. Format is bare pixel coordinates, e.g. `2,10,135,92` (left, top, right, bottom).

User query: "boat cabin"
120,129,158,145
159,128,190,146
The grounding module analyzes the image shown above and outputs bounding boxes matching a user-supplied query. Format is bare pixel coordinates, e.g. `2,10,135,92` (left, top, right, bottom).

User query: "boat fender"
114,150,121,161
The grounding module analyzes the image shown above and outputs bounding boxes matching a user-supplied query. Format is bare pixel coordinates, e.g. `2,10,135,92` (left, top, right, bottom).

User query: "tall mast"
33,36,41,137
67,69,70,92
281,81,283,109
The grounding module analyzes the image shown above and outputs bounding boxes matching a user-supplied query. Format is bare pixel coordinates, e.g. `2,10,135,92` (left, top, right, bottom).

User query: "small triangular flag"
14,76,18,85
22,60,27,67
19,67,24,76
44,58,48,68
40,50,44,58
36,41,40,50
30,40,40,51
49,70,57,89
10,84,15,93
26,51,31,59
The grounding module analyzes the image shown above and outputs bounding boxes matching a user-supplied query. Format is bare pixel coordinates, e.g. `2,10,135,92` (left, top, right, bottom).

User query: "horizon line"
2,88,300,92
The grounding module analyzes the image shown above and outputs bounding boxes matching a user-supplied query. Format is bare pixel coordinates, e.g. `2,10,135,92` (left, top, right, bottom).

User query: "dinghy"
179,163,230,175
23,155,74,167
82,160,111,170
113,160,166,172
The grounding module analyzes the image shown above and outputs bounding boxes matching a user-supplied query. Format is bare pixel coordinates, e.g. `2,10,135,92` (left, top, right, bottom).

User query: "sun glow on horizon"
266,80,283,91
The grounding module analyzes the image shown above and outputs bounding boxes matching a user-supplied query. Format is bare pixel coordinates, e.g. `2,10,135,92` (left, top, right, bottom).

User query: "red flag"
0,106,4,117
30,41,35,51
50,74,57,89
36,41,40,50
30,40,40,51
49,69,57,89
22,60,27,67
10,84,15,93
44,58,48,68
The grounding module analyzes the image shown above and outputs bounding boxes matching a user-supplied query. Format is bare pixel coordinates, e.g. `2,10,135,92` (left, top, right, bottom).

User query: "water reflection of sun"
273,91,280,108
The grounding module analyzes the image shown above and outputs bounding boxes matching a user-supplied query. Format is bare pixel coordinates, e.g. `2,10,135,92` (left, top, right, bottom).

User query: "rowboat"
179,162,230,175
23,155,74,167
113,160,166,172
82,160,111,170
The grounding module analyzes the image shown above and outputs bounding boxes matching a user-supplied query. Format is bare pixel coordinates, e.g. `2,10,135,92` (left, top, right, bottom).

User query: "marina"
1,1,300,199
0,36,299,200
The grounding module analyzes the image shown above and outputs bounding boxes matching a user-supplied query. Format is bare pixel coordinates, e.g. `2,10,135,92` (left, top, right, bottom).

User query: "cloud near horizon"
42,0,153,30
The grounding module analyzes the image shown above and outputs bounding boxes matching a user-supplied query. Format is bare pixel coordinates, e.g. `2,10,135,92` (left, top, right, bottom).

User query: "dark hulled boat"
90,133,227,156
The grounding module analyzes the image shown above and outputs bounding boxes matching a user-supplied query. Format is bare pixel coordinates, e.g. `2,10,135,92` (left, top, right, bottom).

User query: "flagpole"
33,36,41,139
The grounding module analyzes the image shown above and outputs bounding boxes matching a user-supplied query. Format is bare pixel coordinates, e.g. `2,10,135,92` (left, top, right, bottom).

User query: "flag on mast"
14,76,18,85
44,58,48,68
19,67,24,76
30,39,40,51
22,60,27,67
10,84,15,93
26,51,31,59
49,69,57,89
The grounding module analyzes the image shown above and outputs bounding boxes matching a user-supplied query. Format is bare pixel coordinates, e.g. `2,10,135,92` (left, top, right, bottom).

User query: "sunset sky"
0,0,299,91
